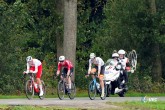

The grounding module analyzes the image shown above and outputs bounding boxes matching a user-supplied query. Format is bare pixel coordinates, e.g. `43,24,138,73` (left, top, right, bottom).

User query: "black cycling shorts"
94,65,105,75
62,67,74,77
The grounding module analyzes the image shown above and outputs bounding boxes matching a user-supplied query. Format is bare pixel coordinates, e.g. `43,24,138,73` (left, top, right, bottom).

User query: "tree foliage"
0,0,165,94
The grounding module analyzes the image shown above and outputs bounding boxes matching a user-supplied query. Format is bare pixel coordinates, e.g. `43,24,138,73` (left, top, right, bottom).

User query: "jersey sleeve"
88,59,92,73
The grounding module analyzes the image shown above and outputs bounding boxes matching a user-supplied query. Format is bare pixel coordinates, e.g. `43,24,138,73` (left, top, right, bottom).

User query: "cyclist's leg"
90,67,97,79
99,65,105,97
62,68,71,93
36,65,43,96
68,68,74,91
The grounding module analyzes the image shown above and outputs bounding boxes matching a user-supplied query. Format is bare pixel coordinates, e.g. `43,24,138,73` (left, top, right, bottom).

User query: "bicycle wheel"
100,82,107,100
57,80,65,100
88,81,96,100
128,50,137,70
25,80,34,100
131,50,137,70
68,81,76,100
39,80,46,100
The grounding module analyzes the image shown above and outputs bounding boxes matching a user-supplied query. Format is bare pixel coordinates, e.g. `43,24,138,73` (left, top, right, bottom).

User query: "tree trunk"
150,0,162,82
56,0,64,60
63,0,77,81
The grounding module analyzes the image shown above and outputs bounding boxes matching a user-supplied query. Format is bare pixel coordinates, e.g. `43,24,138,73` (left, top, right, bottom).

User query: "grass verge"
107,101,165,110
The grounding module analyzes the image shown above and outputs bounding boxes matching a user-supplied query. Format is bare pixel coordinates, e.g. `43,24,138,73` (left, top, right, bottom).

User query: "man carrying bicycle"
23,56,43,96
86,53,105,97
118,49,130,89
56,56,74,94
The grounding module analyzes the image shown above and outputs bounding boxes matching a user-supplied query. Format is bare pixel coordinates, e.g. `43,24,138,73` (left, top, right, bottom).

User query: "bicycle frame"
28,73,39,93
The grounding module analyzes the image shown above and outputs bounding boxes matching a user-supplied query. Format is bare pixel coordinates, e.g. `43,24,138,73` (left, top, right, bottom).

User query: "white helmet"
26,56,32,62
112,53,119,58
118,49,125,55
90,53,95,59
59,56,65,61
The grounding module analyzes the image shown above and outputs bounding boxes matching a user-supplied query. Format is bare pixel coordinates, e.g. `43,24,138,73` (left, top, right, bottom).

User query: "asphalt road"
0,97,164,109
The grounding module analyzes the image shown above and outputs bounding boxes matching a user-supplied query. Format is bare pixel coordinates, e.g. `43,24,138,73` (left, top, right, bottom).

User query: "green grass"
0,90,165,99
0,105,81,110
108,101,165,110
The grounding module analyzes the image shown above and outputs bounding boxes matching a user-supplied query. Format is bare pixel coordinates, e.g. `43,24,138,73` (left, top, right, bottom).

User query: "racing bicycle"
87,74,107,100
24,73,46,100
128,50,137,71
55,74,76,100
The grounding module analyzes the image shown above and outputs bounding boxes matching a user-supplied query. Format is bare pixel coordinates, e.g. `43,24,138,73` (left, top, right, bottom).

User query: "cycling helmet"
26,56,32,62
59,56,65,61
90,53,96,59
112,53,119,58
118,49,125,55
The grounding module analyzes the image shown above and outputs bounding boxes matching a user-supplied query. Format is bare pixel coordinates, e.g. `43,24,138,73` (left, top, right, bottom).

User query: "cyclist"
86,53,105,97
23,56,43,96
118,49,130,89
56,56,74,94
112,53,119,66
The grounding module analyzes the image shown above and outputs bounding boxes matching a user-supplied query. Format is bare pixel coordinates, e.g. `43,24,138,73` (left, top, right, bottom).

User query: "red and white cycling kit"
26,59,42,78
57,60,73,71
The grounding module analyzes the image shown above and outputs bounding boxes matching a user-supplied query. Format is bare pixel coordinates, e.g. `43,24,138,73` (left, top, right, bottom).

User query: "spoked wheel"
39,80,46,100
25,80,34,100
100,83,107,100
128,50,137,71
131,50,137,70
57,80,65,100
88,81,96,100
68,81,76,100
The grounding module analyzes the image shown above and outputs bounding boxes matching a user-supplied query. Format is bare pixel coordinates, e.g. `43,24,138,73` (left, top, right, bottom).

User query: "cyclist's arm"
24,63,30,73
88,60,92,74
56,62,61,76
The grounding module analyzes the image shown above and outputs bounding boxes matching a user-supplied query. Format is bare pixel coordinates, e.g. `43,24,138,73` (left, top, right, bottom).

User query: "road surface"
0,97,164,109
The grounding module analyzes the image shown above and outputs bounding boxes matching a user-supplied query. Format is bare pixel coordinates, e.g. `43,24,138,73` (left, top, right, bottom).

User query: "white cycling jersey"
88,57,104,74
25,59,41,73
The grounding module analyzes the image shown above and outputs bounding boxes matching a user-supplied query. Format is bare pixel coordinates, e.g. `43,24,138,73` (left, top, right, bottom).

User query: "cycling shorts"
62,67,74,78
94,65,105,75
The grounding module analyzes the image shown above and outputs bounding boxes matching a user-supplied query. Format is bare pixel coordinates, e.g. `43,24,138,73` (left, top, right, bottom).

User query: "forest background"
0,0,165,95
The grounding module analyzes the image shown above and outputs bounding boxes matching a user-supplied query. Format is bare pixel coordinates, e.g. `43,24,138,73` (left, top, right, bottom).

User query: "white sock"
39,85,43,92
68,83,71,89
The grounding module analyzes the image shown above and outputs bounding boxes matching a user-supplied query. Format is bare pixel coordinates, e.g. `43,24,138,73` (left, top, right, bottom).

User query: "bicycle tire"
68,81,76,100
131,50,137,70
100,82,107,100
128,50,137,70
39,80,46,100
57,80,65,100
88,81,96,100
25,80,34,100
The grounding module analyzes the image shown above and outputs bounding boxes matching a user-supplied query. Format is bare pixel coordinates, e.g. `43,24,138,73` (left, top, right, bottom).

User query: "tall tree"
63,0,77,81
56,0,64,60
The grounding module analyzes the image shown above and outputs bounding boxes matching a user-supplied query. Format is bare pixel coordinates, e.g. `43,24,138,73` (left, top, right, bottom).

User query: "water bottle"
96,82,100,89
